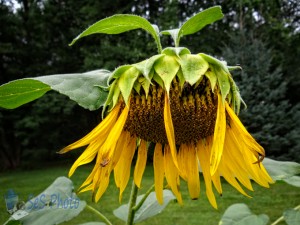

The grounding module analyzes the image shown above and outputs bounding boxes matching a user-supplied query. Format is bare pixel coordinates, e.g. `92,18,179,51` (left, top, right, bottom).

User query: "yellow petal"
59,103,121,153
218,159,251,197
164,145,182,205
134,139,148,188
225,102,265,158
226,113,273,186
78,183,93,193
94,166,111,202
164,93,178,168
197,139,217,209
210,93,226,175
113,132,132,189
178,144,188,181
99,103,130,164
223,132,253,191
186,144,200,200
112,131,131,169
114,135,137,202
69,140,104,177
78,164,98,191
153,143,165,204
206,136,223,195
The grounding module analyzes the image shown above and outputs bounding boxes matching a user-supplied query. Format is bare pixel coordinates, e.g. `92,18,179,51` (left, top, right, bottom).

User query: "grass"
1,164,299,225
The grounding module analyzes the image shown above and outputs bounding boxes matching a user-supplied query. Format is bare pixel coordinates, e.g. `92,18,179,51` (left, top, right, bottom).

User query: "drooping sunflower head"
60,7,273,209
104,47,243,154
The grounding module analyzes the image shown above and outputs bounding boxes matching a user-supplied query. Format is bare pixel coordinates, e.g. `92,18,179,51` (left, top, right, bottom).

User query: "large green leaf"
0,79,51,109
113,190,175,223
284,209,300,225
5,177,86,225
70,14,162,52
263,158,300,187
161,6,223,46
0,70,111,111
219,203,269,225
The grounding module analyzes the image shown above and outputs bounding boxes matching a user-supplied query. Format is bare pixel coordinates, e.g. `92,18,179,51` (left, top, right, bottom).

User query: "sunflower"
60,47,273,208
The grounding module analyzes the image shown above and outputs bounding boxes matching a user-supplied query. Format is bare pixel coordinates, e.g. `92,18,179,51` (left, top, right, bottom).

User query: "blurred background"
1,0,299,170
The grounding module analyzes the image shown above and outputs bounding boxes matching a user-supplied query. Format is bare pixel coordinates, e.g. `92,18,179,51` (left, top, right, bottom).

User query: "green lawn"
1,164,299,225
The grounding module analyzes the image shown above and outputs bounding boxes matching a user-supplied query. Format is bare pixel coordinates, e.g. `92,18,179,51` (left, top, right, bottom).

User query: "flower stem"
126,180,139,225
86,204,113,225
133,184,155,212
271,204,300,225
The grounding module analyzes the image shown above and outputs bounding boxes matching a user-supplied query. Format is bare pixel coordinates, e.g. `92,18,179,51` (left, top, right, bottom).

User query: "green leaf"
70,14,162,52
263,158,300,187
161,6,223,46
219,203,269,225
113,190,175,223
5,177,86,225
284,209,300,225
35,69,111,111
179,54,209,85
0,79,51,109
0,70,111,111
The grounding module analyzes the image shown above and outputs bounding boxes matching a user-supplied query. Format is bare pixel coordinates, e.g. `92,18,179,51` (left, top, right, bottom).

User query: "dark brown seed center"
124,77,217,145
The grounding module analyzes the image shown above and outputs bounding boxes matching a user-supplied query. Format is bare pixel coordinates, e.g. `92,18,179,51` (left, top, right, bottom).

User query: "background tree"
222,30,300,161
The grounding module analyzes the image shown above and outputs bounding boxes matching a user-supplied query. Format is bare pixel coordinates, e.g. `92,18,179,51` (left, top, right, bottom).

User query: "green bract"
104,47,243,114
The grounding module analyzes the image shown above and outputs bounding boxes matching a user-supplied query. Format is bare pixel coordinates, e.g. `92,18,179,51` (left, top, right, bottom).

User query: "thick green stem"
133,184,155,212
126,181,139,225
271,204,300,225
86,204,113,225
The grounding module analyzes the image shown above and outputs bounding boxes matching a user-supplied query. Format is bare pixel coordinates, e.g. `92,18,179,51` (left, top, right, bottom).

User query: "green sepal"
176,69,185,90
179,54,209,85
199,53,230,73
154,55,180,93
133,81,141,94
205,67,217,92
228,65,242,71
161,6,223,47
199,53,232,102
118,66,140,105
138,77,151,97
162,47,191,57
228,76,246,114
110,65,133,81
133,54,164,82
102,80,117,116
214,66,230,103
69,14,162,52
112,85,121,110
153,72,164,88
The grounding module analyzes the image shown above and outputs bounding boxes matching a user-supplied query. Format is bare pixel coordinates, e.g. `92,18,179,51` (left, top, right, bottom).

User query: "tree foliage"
222,31,300,161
